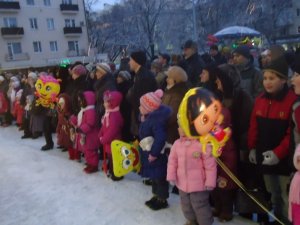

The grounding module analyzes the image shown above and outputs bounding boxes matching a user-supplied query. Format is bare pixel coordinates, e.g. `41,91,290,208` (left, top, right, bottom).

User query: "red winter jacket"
248,87,297,175
0,91,8,114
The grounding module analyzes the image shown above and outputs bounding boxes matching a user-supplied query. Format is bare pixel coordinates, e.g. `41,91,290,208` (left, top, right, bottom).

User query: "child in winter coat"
289,144,300,225
70,91,100,174
167,124,217,225
21,95,34,139
138,89,172,210
13,89,24,128
56,93,73,153
0,91,9,126
98,90,124,180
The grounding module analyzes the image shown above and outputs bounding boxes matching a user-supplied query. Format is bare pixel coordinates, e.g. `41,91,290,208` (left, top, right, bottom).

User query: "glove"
148,154,157,162
139,136,154,151
75,127,83,133
249,149,257,164
262,150,279,165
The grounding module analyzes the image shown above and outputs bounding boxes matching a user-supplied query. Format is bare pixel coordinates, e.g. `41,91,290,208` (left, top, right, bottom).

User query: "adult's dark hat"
233,45,251,60
130,51,147,66
159,52,170,64
182,39,198,50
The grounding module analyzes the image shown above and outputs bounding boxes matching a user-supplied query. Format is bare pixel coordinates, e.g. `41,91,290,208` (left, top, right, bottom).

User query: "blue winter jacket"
139,104,172,179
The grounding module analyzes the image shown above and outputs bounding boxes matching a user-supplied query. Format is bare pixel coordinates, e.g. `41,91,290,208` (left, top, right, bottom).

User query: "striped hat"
140,89,163,114
96,63,111,74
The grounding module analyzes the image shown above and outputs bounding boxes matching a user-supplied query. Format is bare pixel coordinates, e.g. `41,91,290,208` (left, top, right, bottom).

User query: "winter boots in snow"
83,165,98,174
145,196,168,210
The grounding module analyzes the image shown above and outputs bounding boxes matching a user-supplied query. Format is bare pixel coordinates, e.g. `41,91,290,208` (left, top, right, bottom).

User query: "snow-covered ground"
0,126,258,225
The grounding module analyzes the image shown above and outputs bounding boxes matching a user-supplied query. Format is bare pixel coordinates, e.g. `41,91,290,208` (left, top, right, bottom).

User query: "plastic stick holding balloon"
35,74,60,109
178,88,231,157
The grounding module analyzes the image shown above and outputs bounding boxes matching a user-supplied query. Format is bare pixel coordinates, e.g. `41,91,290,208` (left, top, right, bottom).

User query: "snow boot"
146,197,168,210
145,196,157,207
83,165,98,174
68,147,75,160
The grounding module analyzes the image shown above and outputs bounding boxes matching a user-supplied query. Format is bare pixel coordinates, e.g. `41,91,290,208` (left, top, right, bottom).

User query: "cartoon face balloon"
178,88,231,157
111,140,140,177
35,75,60,108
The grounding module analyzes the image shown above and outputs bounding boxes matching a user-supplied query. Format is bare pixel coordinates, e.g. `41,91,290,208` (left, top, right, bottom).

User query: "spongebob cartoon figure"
111,140,141,177
35,75,60,109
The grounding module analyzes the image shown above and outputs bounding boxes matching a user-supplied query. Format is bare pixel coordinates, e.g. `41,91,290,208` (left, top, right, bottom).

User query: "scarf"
77,105,94,126
101,106,119,127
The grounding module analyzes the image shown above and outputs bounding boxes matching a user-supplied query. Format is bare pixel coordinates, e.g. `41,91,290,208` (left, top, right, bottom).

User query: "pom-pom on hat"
263,56,289,79
103,90,123,108
130,51,147,66
140,89,164,114
72,64,87,76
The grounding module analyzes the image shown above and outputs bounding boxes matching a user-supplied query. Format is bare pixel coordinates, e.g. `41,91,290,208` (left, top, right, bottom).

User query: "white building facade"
0,0,90,71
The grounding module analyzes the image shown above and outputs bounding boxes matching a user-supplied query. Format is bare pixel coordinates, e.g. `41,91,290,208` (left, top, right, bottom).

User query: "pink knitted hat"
140,89,164,114
72,64,87,76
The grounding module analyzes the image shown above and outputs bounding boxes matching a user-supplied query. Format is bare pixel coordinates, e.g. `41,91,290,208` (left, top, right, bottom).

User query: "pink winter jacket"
167,137,217,193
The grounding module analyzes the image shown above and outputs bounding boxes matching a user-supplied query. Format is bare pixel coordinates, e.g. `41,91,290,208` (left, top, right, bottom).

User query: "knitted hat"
140,89,163,114
167,66,188,83
72,64,87,76
118,71,131,81
263,56,289,79
233,45,251,59
130,51,147,66
103,90,123,108
96,63,111,74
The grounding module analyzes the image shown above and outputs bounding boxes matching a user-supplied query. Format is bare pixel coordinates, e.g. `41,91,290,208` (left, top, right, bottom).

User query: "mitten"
249,149,257,164
262,150,279,165
139,136,154,151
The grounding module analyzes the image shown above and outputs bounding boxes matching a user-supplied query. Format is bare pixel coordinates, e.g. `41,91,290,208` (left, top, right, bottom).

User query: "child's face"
193,99,222,136
200,69,209,83
116,76,124,84
263,71,286,94
291,71,300,95
58,98,65,111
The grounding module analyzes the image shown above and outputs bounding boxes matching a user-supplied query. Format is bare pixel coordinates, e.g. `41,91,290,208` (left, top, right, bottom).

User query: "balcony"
5,53,30,62
66,49,86,57
1,27,24,38
0,1,20,12
63,27,82,37
60,4,78,14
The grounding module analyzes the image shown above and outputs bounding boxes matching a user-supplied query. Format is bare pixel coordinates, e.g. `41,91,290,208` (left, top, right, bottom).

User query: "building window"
47,18,54,30
26,0,35,5
33,41,42,53
50,41,58,52
44,0,51,6
68,41,79,55
7,42,22,58
4,17,17,27
297,9,300,16
29,18,38,29
62,0,72,4
65,19,75,27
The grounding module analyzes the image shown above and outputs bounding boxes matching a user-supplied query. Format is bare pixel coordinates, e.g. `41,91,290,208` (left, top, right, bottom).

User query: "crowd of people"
0,40,300,225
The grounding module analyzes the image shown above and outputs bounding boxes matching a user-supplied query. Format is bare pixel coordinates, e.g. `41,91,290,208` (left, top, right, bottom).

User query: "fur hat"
103,90,123,108
118,71,131,81
28,72,37,81
263,56,289,79
130,51,147,66
72,64,87,76
140,89,163,114
96,63,111,74
167,66,188,83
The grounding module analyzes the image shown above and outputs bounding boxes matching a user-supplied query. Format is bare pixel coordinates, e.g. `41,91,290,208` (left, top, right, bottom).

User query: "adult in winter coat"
127,50,157,137
248,56,297,224
162,66,190,145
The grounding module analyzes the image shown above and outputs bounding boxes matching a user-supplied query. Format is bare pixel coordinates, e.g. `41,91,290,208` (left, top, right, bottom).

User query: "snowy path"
0,127,257,225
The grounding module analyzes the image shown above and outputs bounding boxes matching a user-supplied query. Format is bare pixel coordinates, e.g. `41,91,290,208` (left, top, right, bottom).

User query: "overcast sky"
91,0,120,10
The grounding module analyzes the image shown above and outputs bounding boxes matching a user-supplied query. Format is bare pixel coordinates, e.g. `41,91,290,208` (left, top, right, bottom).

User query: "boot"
83,165,98,174
146,197,168,210
41,143,54,151
68,147,75,160
145,196,157,207
184,220,198,225
73,150,81,162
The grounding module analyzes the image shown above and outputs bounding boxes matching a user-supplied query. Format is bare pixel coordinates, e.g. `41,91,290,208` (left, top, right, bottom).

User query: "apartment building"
0,0,90,71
